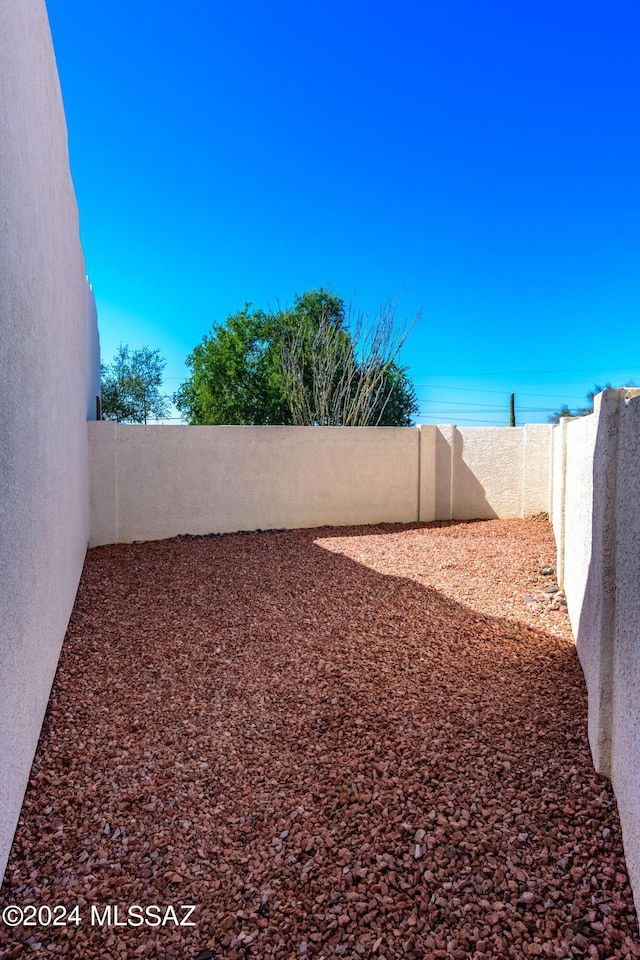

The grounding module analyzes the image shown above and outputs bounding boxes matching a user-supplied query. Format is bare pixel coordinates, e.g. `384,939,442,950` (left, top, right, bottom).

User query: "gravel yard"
1,519,639,959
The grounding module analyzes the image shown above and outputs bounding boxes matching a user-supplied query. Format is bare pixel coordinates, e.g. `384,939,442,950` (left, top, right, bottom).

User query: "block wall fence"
3,0,640,927
87,421,554,546
0,0,100,884
551,389,640,905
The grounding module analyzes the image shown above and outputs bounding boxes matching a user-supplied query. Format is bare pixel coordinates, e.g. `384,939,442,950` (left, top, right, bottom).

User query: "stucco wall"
88,423,422,544
0,1,99,880
553,390,640,914
88,422,554,546
559,408,606,769
550,417,568,587
611,394,640,904
421,423,552,522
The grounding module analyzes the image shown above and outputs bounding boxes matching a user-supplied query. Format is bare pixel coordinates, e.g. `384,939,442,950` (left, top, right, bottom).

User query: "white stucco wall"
88,423,421,545
86,281,101,421
88,422,554,546
451,427,522,518
425,424,553,521
431,425,456,520
553,389,640,916
563,395,614,776
610,393,640,902
550,418,568,586
522,424,554,517
0,1,99,880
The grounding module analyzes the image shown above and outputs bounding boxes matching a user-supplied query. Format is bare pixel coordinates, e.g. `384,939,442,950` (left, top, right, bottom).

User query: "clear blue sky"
46,0,640,425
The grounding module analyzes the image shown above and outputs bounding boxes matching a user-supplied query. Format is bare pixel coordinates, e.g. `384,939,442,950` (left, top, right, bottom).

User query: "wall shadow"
434,427,499,521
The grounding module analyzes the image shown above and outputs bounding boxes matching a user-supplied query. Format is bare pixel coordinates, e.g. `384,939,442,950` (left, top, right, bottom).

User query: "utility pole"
509,393,516,427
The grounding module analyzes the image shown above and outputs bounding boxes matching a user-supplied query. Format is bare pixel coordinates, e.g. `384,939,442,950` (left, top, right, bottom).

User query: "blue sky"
46,0,640,425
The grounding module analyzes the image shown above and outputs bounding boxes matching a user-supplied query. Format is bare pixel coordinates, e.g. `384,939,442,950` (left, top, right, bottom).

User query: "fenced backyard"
1,519,638,959
3,6,640,954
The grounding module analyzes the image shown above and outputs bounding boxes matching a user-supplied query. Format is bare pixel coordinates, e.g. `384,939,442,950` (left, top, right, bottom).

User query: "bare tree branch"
279,299,419,426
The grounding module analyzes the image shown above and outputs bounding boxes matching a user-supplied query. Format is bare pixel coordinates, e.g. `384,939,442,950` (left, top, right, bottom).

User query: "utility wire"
415,365,639,377
417,398,560,410
418,415,513,425
415,383,595,399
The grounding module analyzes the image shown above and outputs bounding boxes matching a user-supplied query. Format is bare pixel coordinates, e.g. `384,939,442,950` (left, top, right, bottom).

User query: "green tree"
174,307,291,425
371,363,419,426
175,289,419,426
279,293,418,425
101,345,169,423
547,384,613,423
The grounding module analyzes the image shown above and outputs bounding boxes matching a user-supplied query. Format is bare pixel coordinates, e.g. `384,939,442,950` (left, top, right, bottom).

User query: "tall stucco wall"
550,418,568,587
522,424,554,517
553,389,640,916
609,393,640,904
86,282,101,421
88,422,554,546
559,408,604,767
88,423,421,545
0,1,98,880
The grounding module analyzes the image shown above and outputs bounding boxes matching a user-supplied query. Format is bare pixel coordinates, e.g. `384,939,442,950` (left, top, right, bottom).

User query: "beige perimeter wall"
552,390,640,913
88,422,554,546
0,1,99,880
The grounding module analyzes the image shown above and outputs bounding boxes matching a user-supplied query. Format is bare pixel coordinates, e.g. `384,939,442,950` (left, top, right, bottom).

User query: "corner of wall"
563,391,622,778
522,423,555,519
433,425,455,520
87,421,117,547
551,418,568,589
417,424,436,522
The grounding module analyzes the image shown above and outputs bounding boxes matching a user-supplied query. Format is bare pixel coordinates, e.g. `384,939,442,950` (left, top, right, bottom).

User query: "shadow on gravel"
1,522,639,960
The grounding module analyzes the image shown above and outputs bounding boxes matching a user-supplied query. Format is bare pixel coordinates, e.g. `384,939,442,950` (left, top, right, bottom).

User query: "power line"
415,365,639,378
419,399,510,409
417,398,560,411
414,383,593,400
418,415,512,425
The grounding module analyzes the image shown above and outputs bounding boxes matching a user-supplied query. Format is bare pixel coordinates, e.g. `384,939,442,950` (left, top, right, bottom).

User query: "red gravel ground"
1,519,639,960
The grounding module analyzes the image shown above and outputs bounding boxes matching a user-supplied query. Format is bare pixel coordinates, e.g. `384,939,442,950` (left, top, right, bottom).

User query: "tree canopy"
547,384,613,423
101,345,169,424
174,289,419,427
